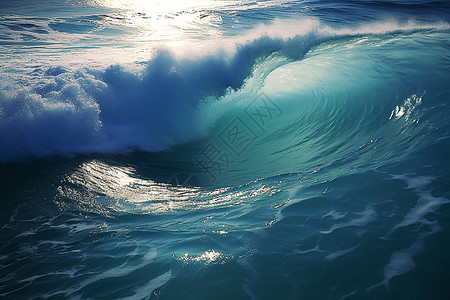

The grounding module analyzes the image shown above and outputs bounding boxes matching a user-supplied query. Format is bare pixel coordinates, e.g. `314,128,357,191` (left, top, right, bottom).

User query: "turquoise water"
1,1,450,299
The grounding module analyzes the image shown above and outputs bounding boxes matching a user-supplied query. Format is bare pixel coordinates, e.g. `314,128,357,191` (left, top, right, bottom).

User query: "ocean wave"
0,18,449,163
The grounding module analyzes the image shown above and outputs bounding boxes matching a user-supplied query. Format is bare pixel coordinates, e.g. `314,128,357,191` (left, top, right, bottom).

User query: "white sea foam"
324,244,360,262
388,174,449,235
320,206,376,235
294,244,324,255
369,220,441,291
322,209,347,220
368,174,448,290
340,290,357,300
116,270,172,300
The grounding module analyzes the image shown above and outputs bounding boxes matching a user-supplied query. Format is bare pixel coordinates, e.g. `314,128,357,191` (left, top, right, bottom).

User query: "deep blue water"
1,0,450,299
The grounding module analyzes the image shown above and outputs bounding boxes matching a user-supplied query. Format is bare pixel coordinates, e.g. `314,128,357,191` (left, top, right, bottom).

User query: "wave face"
1,1,450,299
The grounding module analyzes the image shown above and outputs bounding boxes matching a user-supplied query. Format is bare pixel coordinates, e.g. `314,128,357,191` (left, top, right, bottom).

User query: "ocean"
1,0,450,299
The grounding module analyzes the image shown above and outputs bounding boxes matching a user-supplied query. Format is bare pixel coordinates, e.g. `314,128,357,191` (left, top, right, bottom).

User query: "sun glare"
94,0,221,16
90,0,225,47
